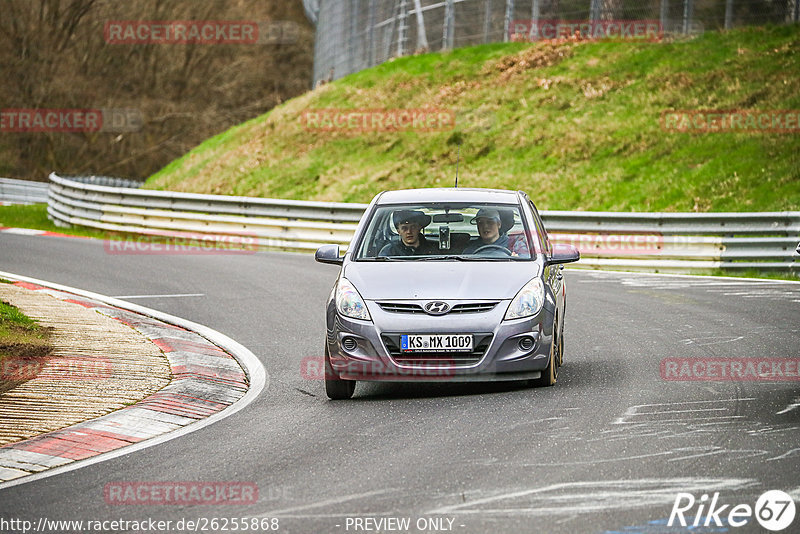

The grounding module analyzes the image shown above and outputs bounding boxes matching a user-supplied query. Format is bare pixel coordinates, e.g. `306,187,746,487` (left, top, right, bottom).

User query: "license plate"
400,334,473,352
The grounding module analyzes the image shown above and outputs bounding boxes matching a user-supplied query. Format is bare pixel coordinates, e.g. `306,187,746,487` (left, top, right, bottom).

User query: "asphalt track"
1,231,799,534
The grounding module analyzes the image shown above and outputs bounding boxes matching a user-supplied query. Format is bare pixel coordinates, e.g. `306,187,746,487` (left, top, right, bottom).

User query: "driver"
378,210,436,256
463,208,509,254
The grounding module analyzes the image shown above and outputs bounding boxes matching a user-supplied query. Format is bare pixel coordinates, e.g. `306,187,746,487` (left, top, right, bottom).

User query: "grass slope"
0,297,54,395
148,26,796,210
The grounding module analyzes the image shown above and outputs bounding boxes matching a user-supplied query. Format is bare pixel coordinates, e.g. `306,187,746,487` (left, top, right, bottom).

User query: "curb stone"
0,280,250,483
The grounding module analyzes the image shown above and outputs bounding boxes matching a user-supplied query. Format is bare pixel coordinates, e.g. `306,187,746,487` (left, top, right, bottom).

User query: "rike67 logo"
669,490,796,531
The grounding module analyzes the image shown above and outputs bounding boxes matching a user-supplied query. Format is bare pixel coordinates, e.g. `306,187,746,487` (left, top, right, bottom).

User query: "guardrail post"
483,0,493,43
412,0,429,51
443,0,455,50
660,0,669,31
531,0,540,40
725,0,734,29
503,0,514,42
397,0,408,57
682,0,694,34
590,0,601,22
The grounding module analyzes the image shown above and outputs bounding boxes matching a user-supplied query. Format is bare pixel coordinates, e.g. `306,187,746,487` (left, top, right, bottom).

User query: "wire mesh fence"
307,0,800,85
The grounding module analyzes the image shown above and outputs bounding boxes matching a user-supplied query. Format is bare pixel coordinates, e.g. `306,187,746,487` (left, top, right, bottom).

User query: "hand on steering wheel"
473,244,512,256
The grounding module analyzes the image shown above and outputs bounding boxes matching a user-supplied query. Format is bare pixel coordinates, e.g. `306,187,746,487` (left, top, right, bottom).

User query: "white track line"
569,267,800,285
0,270,267,491
111,293,205,299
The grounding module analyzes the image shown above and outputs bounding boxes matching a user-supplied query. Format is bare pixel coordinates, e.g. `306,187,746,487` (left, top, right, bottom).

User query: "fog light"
518,336,535,352
342,337,358,352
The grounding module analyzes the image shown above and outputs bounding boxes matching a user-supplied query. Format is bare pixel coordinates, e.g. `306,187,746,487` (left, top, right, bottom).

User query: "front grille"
451,302,498,313
378,302,425,314
381,334,492,366
378,302,499,315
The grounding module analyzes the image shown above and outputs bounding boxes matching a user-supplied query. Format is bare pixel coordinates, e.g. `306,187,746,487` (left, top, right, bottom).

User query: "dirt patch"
434,80,483,103
0,324,54,395
580,76,632,99
485,41,576,82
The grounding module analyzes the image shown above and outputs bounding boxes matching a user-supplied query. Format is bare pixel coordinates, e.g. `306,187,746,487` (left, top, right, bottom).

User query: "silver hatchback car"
315,188,579,399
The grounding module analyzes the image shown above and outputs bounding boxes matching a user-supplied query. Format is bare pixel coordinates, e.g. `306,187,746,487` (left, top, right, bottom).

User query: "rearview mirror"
432,213,464,223
315,244,343,265
546,243,580,265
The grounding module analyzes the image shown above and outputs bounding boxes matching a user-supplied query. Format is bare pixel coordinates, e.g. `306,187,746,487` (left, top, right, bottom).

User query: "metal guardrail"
47,173,800,273
0,178,50,205
65,175,144,189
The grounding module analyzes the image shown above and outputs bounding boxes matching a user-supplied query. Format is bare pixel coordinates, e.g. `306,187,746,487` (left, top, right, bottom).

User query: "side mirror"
315,244,344,265
546,243,580,266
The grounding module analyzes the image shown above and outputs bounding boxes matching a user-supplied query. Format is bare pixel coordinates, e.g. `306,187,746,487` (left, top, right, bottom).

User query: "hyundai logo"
424,301,451,315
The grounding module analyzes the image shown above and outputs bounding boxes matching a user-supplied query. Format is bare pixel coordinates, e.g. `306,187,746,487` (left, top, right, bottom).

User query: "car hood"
343,261,541,300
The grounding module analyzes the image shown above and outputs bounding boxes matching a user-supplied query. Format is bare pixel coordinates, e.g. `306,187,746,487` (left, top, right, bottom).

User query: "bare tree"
0,0,314,181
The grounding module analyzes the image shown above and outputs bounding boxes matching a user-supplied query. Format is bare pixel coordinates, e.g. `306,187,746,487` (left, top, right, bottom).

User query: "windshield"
354,203,534,261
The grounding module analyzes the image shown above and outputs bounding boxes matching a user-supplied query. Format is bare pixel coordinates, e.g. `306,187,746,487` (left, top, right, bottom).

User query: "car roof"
375,188,522,205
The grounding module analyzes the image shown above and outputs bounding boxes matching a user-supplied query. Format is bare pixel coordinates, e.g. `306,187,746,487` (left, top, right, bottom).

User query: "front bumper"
325,299,555,382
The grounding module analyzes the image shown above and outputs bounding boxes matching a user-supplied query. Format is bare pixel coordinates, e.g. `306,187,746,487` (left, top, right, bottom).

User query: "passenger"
463,208,527,256
378,210,437,257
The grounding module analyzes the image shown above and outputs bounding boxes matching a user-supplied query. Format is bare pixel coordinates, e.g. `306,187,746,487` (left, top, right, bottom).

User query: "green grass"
145,25,800,211
0,203,257,251
0,204,111,239
0,301,39,331
0,299,54,393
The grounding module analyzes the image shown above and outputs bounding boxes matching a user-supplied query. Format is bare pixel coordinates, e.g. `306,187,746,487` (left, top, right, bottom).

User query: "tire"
529,321,559,388
324,345,356,400
557,323,564,367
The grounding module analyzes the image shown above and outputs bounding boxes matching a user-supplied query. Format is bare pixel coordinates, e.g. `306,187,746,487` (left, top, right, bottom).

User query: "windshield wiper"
417,255,470,261
361,255,518,262
417,255,514,261
360,256,444,261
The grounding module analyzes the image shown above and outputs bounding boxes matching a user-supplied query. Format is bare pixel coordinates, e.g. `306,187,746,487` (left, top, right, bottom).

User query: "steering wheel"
473,244,512,256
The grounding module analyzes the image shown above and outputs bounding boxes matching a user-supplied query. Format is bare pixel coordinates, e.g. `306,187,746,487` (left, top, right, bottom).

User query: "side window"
528,201,550,257
360,211,393,257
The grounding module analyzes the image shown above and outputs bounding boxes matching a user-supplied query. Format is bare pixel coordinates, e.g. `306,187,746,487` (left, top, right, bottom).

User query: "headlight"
336,277,371,321
504,278,545,320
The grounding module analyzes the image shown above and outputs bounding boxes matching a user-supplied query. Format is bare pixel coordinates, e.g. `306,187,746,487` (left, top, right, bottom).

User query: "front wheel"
557,322,564,367
529,325,559,388
325,346,356,400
